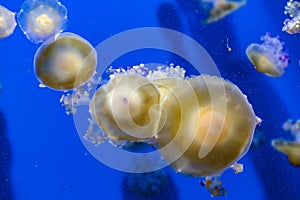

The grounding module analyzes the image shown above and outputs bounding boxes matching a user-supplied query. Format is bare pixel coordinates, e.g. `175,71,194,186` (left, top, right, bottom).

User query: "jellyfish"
17,0,68,43
246,33,290,77
90,74,161,142
0,5,17,39
202,0,246,23
272,119,300,167
155,75,260,177
282,0,300,34
89,64,260,176
34,32,97,91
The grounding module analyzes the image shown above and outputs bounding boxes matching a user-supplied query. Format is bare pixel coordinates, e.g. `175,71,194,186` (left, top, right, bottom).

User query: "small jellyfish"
155,75,260,176
90,74,161,142
203,0,246,23
17,0,68,43
34,32,97,90
282,0,300,34
0,5,17,39
272,119,300,167
246,33,290,77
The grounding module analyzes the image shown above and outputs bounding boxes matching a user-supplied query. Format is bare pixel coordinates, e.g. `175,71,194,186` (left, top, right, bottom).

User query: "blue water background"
0,0,300,199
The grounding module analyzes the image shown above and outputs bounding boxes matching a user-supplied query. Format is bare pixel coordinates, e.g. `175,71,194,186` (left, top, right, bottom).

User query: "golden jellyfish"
17,0,68,43
272,119,300,167
246,33,290,77
155,75,260,176
34,32,97,91
88,63,260,177
90,74,161,141
0,5,17,39
204,0,246,23
272,141,300,167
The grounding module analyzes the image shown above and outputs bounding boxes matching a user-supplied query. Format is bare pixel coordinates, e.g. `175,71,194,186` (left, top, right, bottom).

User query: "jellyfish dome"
282,0,300,34
155,75,259,176
204,0,246,23
246,33,289,77
17,0,68,43
90,74,161,141
0,5,17,39
272,119,300,167
34,32,97,91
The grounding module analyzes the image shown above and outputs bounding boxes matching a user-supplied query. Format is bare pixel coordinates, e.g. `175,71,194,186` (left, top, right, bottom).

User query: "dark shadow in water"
122,169,178,200
121,143,178,200
0,111,14,199
157,1,300,199
157,3,183,31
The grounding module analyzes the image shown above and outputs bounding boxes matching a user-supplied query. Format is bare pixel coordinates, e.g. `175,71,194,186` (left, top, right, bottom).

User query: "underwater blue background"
0,0,300,199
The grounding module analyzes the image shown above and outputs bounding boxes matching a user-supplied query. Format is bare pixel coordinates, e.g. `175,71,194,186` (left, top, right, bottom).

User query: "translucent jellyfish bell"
90,74,161,142
246,33,290,77
272,119,300,167
155,75,260,176
0,5,17,39
17,0,68,43
34,32,97,90
205,0,246,23
272,141,300,167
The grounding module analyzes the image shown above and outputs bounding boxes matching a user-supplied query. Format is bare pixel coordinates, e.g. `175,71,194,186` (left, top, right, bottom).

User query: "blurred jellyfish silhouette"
0,5,17,39
122,170,178,200
122,142,178,200
200,0,246,23
200,176,227,197
0,111,14,200
34,32,97,91
282,0,300,34
272,119,300,167
246,33,290,77
250,130,266,149
17,0,68,43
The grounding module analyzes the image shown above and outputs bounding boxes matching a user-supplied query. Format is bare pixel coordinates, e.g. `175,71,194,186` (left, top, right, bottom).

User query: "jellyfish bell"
0,5,17,39
272,140,300,167
90,74,161,142
246,33,289,77
155,75,259,176
246,44,285,77
34,32,97,91
272,119,300,167
17,0,68,43
206,0,246,23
